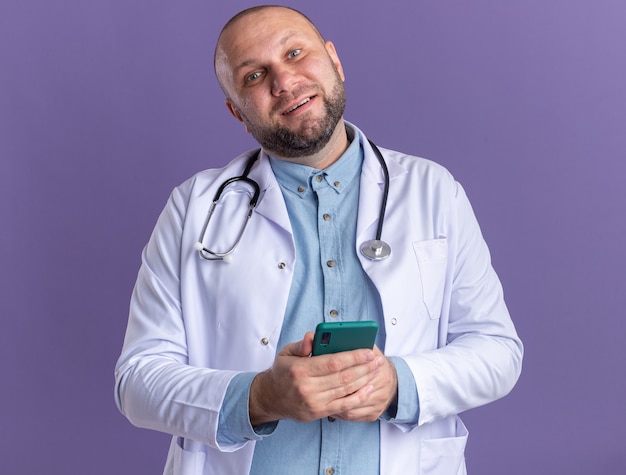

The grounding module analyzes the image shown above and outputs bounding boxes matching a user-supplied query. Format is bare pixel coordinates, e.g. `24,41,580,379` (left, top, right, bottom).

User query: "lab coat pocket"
419,417,468,475
172,437,206,475
413,238,448,320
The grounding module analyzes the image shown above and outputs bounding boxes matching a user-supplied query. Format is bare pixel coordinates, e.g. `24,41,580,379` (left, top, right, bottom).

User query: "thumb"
279,331,315,357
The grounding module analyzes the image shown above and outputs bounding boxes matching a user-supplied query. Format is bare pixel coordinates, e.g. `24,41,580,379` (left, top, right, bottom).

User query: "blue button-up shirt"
218,127,419,474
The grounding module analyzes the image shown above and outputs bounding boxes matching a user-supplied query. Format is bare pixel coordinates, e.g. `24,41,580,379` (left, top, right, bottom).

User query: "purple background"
2,1,625,473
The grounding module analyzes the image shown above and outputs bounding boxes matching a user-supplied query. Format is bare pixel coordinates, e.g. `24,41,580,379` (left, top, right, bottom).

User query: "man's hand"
249,333,398,425
331,345,398,422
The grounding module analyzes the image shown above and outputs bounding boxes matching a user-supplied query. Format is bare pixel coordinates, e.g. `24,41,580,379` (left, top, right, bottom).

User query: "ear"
324,40,345,82
225,99,249,132
225,98,243,122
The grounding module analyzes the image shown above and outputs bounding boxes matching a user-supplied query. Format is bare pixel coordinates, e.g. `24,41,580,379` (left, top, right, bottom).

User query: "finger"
316,348,376,371
311,354,382,399
301,331,314,356
327,384,379,421
332,357,397,421
332,391,387,421
312,350,378,383
279,332,315,358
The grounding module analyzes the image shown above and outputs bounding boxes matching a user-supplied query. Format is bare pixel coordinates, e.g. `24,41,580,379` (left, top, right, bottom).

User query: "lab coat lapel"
356,138,406,249
356,143,386,247
247,152,293,235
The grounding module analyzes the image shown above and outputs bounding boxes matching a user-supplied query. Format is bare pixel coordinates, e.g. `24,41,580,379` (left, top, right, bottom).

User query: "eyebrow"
232,31,301,73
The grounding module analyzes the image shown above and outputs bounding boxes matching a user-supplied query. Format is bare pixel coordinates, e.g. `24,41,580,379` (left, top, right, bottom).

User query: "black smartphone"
311,321,379,356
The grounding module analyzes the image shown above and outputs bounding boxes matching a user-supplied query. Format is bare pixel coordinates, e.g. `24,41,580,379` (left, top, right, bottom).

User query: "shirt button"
326,260,335,268
278,262,286,269
329,310,339,318
297,186,305,193
333,181,341,188
326,468,335,475
260,338,269,346
315,175,323,182
323,213,331,221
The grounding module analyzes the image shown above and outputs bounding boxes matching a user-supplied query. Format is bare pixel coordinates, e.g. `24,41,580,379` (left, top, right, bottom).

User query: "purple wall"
2,1,625,473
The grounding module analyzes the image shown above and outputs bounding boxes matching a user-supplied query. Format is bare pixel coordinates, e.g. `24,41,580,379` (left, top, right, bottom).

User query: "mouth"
282,96,315,115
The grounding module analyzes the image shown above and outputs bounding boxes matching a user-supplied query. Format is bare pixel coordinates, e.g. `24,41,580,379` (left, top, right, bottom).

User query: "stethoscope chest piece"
360,239,391,261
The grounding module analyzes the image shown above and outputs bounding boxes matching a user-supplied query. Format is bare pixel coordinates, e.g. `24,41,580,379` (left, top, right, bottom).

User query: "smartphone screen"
311,321,379,356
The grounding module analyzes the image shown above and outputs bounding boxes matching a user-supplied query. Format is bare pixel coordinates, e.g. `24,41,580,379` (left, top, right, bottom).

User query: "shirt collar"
269,125,363,198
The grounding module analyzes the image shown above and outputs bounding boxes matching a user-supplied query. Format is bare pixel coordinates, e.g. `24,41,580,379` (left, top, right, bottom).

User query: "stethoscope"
194,139,391,262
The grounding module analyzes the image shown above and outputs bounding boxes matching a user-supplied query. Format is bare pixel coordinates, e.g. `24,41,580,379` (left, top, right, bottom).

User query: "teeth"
285,98,310,114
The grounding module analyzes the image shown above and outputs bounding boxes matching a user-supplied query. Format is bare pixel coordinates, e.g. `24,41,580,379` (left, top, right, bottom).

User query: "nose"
270,65,298,96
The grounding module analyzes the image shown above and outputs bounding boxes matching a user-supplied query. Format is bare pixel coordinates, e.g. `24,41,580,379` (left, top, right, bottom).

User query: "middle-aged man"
115,5,523,475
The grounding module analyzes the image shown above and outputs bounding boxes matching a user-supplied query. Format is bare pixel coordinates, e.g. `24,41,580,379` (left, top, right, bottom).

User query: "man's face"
215,7,346,160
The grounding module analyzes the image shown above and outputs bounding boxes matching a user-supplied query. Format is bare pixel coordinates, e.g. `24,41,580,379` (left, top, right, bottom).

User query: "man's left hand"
331,345,398,422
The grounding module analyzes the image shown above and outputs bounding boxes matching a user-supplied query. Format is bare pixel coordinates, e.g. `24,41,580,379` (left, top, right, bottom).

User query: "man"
115,5,523,475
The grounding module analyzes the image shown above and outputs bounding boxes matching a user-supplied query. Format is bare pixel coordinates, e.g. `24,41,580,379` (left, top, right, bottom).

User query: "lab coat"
115,125,523,475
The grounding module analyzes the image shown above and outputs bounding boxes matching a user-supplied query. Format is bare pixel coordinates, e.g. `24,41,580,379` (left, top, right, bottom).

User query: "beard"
239,71,346,159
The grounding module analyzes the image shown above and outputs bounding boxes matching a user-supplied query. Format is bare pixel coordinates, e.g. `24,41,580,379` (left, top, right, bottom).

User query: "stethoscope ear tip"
193,242,204,251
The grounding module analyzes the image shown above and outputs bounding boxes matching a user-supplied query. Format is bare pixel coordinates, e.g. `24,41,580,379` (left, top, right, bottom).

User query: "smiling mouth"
283,96,313,115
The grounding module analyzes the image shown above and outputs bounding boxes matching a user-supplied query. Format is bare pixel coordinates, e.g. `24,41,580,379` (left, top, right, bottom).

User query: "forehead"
218,8,322,65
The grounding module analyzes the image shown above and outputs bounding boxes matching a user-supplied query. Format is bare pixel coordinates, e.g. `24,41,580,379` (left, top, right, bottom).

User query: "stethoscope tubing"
196,139,391,261
368,139,390,245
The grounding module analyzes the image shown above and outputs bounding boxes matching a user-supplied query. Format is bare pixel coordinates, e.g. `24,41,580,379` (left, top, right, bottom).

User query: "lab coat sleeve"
407,182,523,426
114,181,246,452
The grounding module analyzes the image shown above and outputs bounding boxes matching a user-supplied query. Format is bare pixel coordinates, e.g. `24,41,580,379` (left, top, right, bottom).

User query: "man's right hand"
248,332,383,425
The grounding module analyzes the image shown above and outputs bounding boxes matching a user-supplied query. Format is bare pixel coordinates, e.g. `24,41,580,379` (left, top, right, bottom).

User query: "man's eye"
288,49,301,59
246,72,262,82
